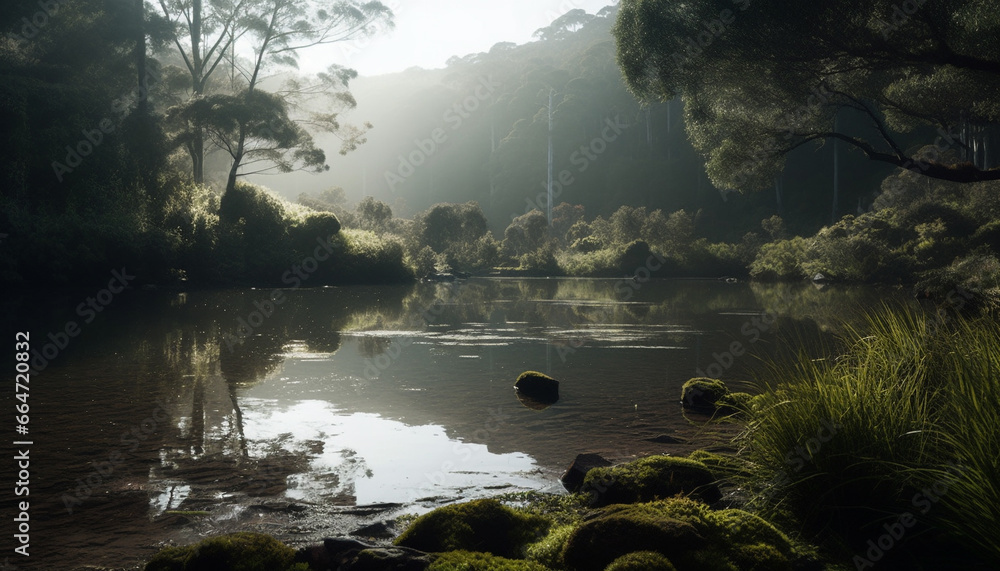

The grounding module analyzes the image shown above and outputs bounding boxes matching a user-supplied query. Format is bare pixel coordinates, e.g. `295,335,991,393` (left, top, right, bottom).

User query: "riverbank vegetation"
5,2,999,296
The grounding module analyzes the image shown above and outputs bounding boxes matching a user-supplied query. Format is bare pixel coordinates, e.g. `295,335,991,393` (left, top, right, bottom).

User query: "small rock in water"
514,370,559,403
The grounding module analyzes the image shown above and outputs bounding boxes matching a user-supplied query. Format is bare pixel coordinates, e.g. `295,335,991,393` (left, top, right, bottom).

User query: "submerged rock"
513,371,559,403
560,453,612,493
515,391,556,411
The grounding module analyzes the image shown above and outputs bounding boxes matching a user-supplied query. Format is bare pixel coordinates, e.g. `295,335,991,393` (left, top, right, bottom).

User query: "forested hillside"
267,5,891,241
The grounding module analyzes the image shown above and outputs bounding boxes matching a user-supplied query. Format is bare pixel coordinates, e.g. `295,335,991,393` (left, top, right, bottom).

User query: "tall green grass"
740,305,1000,565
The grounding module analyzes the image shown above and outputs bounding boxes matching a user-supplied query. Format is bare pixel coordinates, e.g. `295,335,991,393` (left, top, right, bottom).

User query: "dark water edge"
0,279,918,570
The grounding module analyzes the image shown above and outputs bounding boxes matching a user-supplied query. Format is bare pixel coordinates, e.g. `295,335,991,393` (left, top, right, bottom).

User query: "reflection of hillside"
749,282,918,334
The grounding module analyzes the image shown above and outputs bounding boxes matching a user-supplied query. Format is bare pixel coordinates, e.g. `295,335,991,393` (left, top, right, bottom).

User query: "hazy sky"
308,0,617,77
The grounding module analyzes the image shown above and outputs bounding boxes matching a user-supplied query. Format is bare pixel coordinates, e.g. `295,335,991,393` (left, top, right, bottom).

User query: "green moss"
682,378,731,411
710,509,792,553
718,392,754,416
144,533,299,571
429,550,550,571
526,524,575,569
561,508,703,571
495,491,591,526
145,546,191,571
395,499,550,558
561,499,798,571
580,455,721,506
604,551,677,571
729,543,792,571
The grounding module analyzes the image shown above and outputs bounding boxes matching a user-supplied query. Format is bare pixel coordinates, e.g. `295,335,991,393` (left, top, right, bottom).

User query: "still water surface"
1,278,915,569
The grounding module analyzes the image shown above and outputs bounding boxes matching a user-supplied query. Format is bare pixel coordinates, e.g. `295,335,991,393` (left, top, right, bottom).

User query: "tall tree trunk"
134,0,148,118
225,130,245,195
191,0,205,184
832,113,840,225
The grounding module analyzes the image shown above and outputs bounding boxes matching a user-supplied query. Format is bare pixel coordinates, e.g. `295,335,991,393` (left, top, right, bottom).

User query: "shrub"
749,238,807,281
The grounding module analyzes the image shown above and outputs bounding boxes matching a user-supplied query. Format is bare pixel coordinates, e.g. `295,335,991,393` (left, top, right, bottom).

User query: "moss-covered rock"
712,509,792,552
729,543,792,571
681,378,731,412
604,551,677,571
428,550,550,571
561,503,706,571
514,371,559,403
561,499,797,571
144,532,305,571
526,524,575,569
580,455,721,506
394,499,549,559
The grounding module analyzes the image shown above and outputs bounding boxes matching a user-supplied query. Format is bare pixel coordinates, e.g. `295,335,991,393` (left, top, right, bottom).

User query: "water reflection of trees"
38,287,411,518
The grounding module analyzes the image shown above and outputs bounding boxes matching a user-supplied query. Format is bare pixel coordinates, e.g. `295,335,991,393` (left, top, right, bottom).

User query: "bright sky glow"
303,0,617,76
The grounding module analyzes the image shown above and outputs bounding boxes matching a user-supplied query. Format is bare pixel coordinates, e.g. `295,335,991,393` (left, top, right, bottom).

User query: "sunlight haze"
306,0,616,76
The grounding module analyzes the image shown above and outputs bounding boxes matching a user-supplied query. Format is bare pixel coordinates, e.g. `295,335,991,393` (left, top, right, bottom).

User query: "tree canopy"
613,0,1000,190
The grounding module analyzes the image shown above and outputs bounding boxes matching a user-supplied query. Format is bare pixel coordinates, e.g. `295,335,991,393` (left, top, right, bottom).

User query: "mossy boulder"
561,499,795,571
428,550,549,571
514,371,559,403
526,524,575,569
580,455,721,506
394,499,549,558
144,532,306,571
605,551,677,571
681,378,731,412
561,502,707,571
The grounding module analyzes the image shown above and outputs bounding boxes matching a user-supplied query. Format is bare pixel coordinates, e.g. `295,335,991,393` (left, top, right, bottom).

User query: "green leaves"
613,0,1000,187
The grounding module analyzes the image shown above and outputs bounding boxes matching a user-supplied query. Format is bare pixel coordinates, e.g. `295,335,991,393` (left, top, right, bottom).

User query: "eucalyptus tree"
614,0,1000,191
157,0,393,191
157,0,251,182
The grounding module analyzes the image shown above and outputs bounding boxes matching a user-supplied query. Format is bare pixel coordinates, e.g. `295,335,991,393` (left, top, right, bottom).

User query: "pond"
1,278,916,570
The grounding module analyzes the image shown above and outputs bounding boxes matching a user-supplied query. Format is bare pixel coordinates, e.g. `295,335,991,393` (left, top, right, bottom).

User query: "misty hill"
256,5,893,240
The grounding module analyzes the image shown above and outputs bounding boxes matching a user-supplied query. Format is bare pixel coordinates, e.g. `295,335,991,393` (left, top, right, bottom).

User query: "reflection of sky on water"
240,399,543,505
